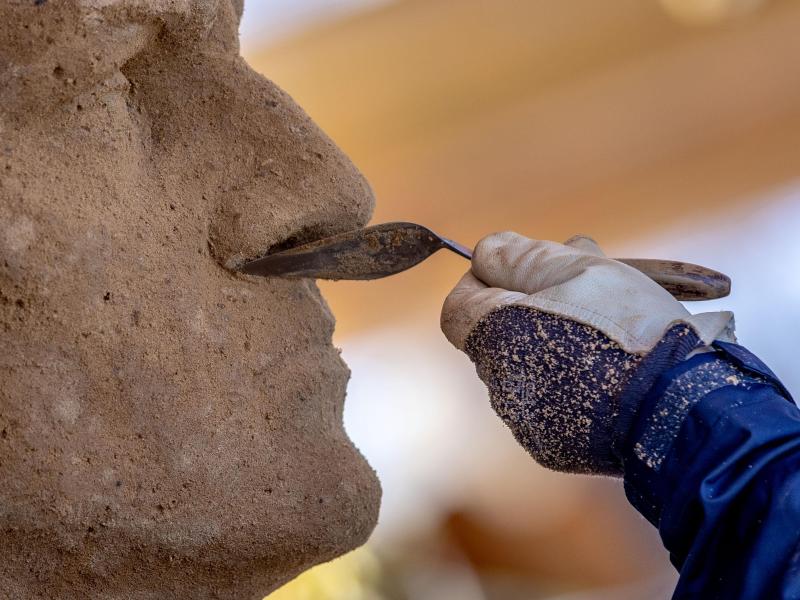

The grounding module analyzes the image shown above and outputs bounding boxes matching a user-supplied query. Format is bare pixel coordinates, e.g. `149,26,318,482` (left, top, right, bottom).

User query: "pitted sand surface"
0,1,379,598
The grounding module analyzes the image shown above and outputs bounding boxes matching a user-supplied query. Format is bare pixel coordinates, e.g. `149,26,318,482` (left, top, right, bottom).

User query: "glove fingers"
563,234,606,257
471,231,605,295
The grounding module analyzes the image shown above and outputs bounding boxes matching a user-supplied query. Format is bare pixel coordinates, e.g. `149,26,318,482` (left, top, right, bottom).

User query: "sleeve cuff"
622,342,793,526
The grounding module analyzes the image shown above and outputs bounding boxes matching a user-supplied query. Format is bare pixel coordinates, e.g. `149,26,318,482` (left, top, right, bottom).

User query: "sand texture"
0,1,379,598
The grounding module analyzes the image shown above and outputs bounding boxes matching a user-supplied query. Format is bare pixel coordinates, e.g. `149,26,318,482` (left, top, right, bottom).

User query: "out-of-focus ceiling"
244,0,800,334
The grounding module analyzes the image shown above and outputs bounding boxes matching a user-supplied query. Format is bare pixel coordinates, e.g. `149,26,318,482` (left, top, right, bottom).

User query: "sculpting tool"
240,222,730,301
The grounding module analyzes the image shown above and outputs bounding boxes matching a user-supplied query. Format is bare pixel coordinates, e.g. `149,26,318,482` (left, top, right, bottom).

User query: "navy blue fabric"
623,344,800,599
611,323,702,467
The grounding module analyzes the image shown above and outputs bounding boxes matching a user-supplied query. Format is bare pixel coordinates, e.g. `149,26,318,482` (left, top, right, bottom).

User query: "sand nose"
206,84,375,271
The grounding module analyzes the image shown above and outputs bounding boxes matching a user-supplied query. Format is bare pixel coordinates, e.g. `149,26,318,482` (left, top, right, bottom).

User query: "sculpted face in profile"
0,1,380,597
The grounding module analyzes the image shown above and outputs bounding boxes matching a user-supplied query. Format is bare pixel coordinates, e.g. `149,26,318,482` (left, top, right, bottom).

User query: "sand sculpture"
0,1,380,597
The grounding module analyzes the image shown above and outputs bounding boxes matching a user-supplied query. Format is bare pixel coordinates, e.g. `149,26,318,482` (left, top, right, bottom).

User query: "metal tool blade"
240,222,469,280
239,221,730,302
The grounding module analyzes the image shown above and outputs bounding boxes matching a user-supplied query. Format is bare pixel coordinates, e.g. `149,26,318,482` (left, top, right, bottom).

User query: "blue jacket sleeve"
622,342,800,599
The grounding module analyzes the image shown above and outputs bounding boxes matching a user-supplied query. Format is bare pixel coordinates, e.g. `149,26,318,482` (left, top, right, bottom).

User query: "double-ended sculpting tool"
240,222,731,301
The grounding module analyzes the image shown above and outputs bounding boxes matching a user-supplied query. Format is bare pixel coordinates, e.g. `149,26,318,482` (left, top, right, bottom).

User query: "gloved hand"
441,232,735,476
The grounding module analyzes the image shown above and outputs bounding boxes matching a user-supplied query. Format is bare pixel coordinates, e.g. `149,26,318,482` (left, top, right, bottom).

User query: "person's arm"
625,341,800,599
440,232,798,599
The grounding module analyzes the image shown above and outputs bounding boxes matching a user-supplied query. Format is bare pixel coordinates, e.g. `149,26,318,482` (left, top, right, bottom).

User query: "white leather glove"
441,232,735,475
442,232,734,354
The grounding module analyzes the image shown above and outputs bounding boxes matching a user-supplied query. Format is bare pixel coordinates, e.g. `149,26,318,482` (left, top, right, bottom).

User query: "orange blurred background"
241,1,800,597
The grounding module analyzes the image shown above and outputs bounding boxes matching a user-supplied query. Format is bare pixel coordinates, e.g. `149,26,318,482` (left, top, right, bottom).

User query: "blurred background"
239,1,800,598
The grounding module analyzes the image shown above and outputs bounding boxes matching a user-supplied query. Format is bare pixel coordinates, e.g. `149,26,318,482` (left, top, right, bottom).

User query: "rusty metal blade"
239,221,731,302
240,222,460,280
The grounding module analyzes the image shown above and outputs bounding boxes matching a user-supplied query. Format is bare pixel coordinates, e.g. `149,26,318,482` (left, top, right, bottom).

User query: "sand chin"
0,422,380,600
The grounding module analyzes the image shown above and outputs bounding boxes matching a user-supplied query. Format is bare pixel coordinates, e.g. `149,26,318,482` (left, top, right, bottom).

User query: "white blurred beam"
239,0,391,50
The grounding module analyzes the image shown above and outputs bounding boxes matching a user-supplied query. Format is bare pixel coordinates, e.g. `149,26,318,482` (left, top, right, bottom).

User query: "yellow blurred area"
241,1,800,598
265,549,385,600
